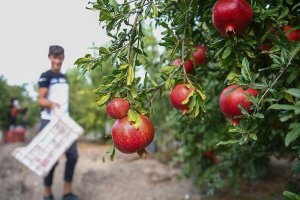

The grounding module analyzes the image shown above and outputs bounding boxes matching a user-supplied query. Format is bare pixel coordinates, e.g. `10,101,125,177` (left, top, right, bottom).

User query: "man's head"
48,45,65,72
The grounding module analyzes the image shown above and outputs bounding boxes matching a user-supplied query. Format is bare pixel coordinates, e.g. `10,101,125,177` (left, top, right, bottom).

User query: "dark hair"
48,45,64,56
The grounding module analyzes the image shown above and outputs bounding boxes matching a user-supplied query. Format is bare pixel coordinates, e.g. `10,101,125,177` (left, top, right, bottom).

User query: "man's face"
49,54,64,72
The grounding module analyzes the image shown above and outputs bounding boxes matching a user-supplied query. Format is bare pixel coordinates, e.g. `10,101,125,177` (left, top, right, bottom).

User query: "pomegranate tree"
107,98,130,119
77,0,300,195
219,84,258,125
112,114,155,158
170,84,194,113
212,0,253,35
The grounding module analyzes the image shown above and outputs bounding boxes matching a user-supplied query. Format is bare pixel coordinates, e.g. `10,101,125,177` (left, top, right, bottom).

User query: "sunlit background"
0,0,110,98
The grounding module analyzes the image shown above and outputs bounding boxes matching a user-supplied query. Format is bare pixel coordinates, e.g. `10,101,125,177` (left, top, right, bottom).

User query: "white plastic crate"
12,112,84,177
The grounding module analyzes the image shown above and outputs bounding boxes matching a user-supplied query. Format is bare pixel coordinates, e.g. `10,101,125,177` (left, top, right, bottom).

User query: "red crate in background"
3,127,25,143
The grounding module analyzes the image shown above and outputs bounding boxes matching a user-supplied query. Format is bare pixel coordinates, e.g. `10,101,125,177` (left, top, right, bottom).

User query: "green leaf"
119,63,129,70
196,89,206,101
222,46,232,59
165,77,175,90
253,113,264,119
249,133,257,141
130,86,137,99
286,88,300,98
108,145,115,161
285,123,300,146
228,128,242,133
150,78,158,87
216,140,239,146
283,191,300,200
97,93,111,106
151,3,158,18
127,109,140,129
194,98,200,117
188,95,197,112
99,8,115,21
143,72,148,87
127,65,134,85
292,160,300,175
241,57,252,81
238,104,250,116
268,104,296,110
161,65,176,74
278,7,289,19
109,0,118,10
99,47,110,55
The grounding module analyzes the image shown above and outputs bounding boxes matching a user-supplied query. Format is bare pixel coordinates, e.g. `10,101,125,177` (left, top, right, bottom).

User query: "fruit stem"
137,148,150,158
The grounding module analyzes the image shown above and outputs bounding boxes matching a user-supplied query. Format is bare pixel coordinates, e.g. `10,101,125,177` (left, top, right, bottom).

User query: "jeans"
39,119,78,186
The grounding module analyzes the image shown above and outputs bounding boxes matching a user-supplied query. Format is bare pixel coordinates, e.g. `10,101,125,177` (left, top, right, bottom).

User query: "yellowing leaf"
196,89,206,101
182,91,194,105
127,65,134,85
97,93,111,106
127,109,140,129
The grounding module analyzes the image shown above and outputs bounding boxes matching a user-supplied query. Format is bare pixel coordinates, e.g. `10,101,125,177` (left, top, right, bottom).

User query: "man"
38,45,78,200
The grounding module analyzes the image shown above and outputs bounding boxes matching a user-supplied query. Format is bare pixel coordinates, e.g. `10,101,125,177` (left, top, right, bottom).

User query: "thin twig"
181,0,194,88
127,0,147,64
258,53,296,105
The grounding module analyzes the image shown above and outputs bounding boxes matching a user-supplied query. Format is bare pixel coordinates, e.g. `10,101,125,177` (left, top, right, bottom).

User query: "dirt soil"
0,141,201,200
0,139,298,200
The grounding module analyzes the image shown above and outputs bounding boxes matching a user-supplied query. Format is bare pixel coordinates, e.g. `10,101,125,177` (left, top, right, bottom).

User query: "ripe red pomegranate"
107,98,130,119
219,84,258,124
112,115,155,157
172,58,194,74
170,84,193,113
193,46,206,65
284,25,300,42
212,0,253,35
184,59,194,74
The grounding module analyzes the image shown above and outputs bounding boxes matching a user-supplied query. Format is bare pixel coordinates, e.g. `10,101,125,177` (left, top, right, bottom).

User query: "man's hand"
38,87,60,110
50,102,60,110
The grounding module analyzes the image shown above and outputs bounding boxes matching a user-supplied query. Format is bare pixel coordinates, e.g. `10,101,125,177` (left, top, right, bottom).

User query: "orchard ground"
0,128,297,200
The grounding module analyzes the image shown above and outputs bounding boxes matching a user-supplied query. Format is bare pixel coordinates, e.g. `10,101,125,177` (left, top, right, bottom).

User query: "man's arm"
38,87,59,110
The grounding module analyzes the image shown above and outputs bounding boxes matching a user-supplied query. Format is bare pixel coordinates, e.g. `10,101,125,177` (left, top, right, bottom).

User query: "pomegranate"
219,84,258,124
184,59,194,74
204,151,214,159
212,0,253,35
172,58,182,66
259,44,272,53
284,25,300,42
107,98,130,119
172,58,194,74
170,84,193,113
112,115,155,157
203,151,221,164
193,46,206,65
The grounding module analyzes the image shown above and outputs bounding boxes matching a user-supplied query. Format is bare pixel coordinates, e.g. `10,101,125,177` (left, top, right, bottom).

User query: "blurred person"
37,45,79,200
9,98,20,129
